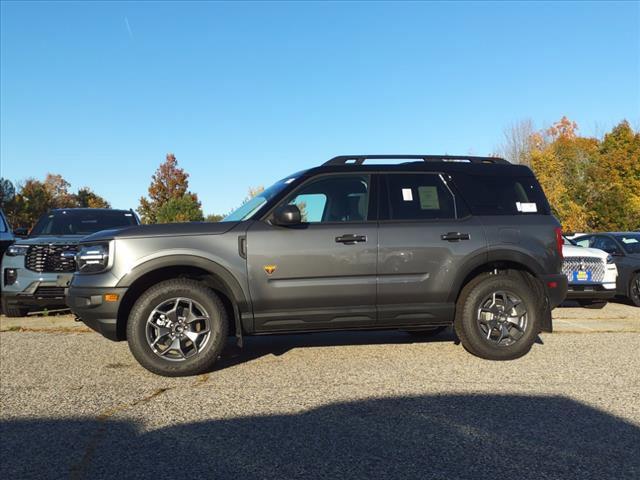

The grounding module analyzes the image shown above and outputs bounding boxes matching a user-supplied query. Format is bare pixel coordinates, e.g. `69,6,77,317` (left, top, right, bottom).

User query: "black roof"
324,154,509,166
305,155,533,177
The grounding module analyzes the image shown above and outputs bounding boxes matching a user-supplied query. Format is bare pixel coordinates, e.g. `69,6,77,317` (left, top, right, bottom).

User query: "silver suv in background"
68,155,568,377
1,208,139,317
0,209,14,260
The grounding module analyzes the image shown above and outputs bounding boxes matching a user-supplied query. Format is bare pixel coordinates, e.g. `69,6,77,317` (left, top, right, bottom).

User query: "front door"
377,172,487,325
246,174,378,332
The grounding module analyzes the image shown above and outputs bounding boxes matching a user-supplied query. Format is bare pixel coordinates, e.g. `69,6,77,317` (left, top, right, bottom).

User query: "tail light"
554,227,563,260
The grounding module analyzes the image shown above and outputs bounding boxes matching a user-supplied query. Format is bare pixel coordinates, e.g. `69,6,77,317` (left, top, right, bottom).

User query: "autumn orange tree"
526,117,640,232
2,174,110,229
138,153,204,224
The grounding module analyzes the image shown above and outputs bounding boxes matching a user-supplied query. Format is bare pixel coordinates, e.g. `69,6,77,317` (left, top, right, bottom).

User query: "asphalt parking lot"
1,304,639,479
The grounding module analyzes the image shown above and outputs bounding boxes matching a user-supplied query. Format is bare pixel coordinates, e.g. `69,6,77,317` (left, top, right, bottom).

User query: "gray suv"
2,208,139,317
68,155,568,376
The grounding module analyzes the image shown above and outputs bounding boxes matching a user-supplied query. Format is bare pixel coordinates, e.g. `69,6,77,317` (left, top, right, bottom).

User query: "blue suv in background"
1,208,139,317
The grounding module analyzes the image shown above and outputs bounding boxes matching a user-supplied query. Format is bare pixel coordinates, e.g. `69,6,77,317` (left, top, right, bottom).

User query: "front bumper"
539,273,569,309
1,274,73,309
566,283,616,301
66,286,128,341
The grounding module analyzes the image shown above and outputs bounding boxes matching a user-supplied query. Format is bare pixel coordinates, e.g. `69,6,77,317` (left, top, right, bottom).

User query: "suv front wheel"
127,279,229,376
455,272,540,360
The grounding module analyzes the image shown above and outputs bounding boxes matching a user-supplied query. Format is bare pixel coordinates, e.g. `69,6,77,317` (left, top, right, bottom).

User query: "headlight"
606,255,614,264
6,244,29,256
76,243,110,273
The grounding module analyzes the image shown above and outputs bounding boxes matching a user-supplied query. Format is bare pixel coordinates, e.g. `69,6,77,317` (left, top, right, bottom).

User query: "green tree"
0,178,16,208
205,213,225,222
156,194,204,223
587,120,640,230
75,187,111,208
6,178,51,228
138,153,200,224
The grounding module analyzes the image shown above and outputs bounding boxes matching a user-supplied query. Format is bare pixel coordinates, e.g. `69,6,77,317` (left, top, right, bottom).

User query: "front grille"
25,244,78,273
562,256,605,282
33,286,66,299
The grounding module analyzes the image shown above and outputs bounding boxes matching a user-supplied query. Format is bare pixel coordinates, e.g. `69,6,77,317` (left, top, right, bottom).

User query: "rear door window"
384,173,457,220
453,174,550,215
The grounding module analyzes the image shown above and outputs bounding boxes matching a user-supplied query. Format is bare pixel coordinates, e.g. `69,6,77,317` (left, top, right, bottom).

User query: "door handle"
335,234,367,245
441,232,470,242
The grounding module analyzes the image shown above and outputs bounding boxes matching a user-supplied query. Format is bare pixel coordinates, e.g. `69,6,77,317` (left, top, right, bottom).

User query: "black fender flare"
447,248,546,303
116,255,249,342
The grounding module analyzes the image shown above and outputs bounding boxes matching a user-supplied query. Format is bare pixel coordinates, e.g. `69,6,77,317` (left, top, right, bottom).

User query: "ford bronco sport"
67,155,567,376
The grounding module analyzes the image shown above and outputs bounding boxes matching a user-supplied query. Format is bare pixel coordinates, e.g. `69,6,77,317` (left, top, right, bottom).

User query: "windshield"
563,236,577,246
615,233,640,254
30,210,138,236
223,173,302,222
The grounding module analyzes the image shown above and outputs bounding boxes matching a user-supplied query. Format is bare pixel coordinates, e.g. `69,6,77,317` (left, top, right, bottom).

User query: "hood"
562,244,608,259
81,221,242,243
14,235,85,246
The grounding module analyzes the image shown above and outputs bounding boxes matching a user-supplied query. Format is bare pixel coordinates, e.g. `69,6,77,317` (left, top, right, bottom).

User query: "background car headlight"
606,254,614,264
76,243,110,273
6,244,29,256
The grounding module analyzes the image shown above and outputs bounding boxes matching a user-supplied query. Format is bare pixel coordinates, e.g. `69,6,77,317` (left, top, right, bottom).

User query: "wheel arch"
115,255,249,341
449,252,551,332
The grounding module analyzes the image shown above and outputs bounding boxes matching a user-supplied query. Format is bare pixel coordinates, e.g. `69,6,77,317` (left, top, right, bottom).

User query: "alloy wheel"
476,290,528,347
145,297,211,361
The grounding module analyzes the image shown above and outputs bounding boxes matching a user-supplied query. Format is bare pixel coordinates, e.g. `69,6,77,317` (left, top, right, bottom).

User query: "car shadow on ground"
214,329,456,372
1,394,638,479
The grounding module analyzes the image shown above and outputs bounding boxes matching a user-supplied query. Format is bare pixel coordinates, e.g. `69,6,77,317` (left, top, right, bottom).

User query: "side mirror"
13,227,29,237
273,205,302,226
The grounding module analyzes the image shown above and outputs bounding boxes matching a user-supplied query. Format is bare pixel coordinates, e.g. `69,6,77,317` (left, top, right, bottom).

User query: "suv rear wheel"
455,272,540,360
127,279,228,377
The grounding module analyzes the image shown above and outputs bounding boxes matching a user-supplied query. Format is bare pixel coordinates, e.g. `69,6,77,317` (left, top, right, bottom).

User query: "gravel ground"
1,328,639,480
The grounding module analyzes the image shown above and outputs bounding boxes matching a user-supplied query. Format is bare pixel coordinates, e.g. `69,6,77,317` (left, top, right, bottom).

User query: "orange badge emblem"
263,265,277,275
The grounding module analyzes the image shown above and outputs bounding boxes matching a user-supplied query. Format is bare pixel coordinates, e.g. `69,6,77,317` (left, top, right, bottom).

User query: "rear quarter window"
452,173,551,216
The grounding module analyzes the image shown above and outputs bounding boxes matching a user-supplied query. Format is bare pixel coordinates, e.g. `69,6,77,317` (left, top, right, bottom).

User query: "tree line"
1,117,638,231
496,117,639,232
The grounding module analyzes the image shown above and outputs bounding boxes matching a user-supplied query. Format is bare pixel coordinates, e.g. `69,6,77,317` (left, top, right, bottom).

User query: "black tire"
579,301,607,309
454,272,540,361
629,272,640,307
127,279,229,377
1,298,29,318
407,326,448,337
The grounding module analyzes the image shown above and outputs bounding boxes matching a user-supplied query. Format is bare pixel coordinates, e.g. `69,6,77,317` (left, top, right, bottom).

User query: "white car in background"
562,236,618,308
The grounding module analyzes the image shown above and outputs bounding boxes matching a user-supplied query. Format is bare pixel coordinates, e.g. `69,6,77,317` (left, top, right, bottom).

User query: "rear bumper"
539,273,568,309
66,286,127,341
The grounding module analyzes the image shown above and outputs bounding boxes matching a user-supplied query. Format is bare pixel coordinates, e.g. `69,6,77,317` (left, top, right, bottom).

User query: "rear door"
377,172,487,326
246,173,378,332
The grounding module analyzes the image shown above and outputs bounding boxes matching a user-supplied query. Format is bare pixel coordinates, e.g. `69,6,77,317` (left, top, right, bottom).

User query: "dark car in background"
574,233,640,306
1,208,140,317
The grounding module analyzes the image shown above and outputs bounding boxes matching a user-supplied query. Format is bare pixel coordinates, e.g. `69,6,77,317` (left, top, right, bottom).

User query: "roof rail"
323,155,510,166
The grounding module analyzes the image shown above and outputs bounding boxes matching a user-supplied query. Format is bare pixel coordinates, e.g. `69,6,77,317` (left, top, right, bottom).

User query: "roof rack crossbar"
324,155,510,166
